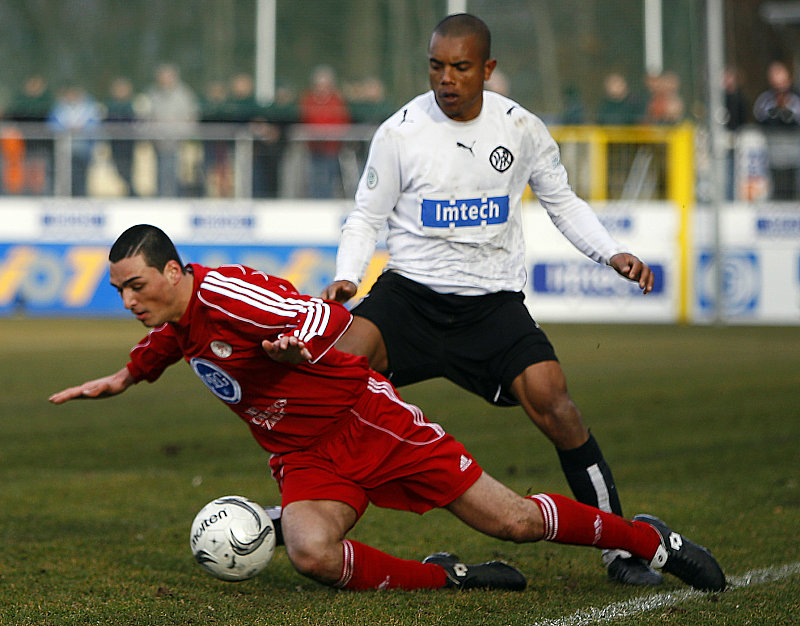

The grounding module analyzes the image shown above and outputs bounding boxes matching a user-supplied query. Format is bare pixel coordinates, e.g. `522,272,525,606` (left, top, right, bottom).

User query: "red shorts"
269,375,483,518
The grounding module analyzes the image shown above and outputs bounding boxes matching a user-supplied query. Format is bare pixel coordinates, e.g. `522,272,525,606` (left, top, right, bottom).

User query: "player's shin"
334,539,448,590
557,433,623,515
527,494,660,561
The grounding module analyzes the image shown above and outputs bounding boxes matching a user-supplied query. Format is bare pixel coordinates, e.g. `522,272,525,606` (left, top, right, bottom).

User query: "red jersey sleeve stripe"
206,270,304,305
201,270,335,342
295,300,331,343
201,281,297,318
204,272,304,315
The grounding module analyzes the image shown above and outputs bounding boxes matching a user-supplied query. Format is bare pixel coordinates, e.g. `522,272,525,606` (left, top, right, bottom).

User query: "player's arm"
264,296,353,364
49,325,183,404
528,117,653,294
49,366,135,404
322,124,401,303
546,198,653,294
201,267,353,364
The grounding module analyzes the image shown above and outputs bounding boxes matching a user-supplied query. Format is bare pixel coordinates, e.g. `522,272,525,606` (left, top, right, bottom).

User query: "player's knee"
284,532,341,583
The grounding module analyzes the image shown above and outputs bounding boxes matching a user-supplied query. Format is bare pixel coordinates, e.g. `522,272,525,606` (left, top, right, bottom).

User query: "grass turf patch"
2,320,798,624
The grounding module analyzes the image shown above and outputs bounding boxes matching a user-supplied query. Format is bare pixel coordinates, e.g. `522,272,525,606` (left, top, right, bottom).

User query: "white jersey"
335,90,625,295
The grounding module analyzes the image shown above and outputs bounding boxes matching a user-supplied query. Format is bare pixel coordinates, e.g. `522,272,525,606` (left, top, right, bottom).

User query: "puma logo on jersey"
456,141,476,156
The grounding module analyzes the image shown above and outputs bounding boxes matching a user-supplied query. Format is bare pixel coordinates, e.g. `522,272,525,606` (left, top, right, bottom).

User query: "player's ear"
484,59,498,81
164,259,183,285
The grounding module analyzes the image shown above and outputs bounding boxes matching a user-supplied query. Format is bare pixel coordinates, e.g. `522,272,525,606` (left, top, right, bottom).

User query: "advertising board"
2,198,798,324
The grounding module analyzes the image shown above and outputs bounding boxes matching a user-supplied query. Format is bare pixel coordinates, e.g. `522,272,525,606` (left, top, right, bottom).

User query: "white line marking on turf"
532,562,800,626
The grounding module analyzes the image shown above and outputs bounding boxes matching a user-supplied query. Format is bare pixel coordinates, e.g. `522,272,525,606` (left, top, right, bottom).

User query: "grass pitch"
2,319,799,625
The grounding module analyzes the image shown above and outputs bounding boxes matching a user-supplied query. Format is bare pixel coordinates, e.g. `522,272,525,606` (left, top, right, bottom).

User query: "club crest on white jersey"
489,146,514,172
190,358,242,404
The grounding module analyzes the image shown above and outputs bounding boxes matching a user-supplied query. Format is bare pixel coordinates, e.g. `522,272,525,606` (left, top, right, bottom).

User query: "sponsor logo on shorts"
459,455,473,472
421,195,509,229
190,358,242,404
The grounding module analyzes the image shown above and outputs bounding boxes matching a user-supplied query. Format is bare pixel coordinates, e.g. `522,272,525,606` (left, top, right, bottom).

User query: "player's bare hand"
49,367,135,404
321,280,357,303
609,253,654,294
262,335,312,364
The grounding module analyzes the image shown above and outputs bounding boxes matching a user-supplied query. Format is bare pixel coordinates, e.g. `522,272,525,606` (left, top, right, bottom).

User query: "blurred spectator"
0,125,26,194
104,77,137,196
141,63,199,197
753,61,800,199
47,82,102,196
644,71,684,124
561,84,585,124
200,79,232,196
484,69,510,97
224,72,288,198
721,67,749,200
753,61,800,126
4,74,54,194
201,80,229,121
256,84,298,198
722,66,748,131
8,74,53,121
226,73,262,121
597,72,643,125
299,65,350,198
346,76,394,124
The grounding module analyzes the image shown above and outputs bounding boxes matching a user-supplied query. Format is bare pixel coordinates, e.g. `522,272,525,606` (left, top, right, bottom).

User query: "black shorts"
351,271,558,406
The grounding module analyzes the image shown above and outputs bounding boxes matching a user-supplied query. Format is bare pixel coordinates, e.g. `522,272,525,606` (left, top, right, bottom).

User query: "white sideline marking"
532,562,800,626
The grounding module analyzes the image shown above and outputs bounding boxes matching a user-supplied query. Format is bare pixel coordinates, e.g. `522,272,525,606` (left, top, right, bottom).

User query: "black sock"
557,433,623,516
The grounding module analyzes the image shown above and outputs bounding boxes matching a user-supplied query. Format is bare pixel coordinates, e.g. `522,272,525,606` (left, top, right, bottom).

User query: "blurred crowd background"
0,0,798,201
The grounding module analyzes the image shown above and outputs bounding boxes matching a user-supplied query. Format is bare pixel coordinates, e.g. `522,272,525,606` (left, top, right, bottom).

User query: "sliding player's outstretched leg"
528,494,726,592
633,514,726,592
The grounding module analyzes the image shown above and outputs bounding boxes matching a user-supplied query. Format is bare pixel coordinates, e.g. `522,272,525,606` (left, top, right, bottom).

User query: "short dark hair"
109,224,182,271
432,13,491,62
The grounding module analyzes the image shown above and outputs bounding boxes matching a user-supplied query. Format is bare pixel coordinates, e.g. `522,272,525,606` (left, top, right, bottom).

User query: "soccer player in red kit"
49,224,725,593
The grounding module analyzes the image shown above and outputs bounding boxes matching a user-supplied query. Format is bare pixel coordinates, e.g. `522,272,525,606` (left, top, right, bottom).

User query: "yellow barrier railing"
548,123,694,206
544,123,695,323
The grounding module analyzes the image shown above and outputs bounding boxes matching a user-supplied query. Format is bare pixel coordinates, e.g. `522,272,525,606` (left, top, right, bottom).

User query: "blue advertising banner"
0,243,338,316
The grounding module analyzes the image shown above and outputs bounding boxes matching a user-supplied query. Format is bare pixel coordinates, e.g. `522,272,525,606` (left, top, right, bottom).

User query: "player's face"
109,254,185,327
428,33,496,121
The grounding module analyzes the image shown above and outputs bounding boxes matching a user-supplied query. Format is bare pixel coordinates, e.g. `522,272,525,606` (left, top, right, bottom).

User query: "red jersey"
125,263,370,454
299,88,351,156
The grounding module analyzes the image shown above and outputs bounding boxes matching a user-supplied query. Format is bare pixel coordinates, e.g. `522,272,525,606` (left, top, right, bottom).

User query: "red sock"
335,539,448,590
528,494,660,561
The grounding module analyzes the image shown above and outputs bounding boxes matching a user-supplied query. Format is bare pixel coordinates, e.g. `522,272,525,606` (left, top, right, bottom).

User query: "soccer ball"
189,495,276,581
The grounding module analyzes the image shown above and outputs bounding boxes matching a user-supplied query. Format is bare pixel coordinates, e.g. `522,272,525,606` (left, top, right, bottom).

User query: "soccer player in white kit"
323,13,661,586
